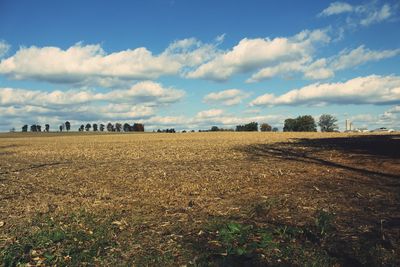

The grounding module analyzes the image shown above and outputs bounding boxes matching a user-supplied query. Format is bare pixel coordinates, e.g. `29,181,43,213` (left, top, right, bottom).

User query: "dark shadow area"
224,134,400,266
286,134,400,159
240,134,400,181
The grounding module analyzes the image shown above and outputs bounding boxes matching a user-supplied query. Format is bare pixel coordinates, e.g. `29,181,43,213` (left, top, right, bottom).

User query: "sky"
0,0,400,132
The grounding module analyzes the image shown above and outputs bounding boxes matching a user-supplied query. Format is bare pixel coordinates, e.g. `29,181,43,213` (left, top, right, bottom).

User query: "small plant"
315,209,335,237
218,222,252,255
249,197,280,218
193,218,341,266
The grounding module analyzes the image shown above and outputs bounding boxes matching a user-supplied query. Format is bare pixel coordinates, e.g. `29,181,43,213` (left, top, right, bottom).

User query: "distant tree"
93,123,98,131
65,121,71,132
210,126,219,131
318,114,338,132
22,125,28,132
99,124,105,132
283,118,296,132
123,123,131,132
85,123,91,131
107,123,114,132
115,123,122,132
30,124,37,132
133,123,144,132
9,128,16,132
296,115,317,132
37,125,42,132
59,125,63,132
272,127,279,132
45,124,50,132
284,116,316,132
236,122,258,132
79,124,85,132
260,123,272,132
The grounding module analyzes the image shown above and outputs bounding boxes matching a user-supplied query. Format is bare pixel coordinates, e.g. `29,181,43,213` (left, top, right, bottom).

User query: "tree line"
205,114,338,132
22,121,144,132
20,114,338,133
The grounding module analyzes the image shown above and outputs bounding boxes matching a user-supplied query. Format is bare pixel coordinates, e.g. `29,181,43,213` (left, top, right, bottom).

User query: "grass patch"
190,211,338,266
1,211,123,266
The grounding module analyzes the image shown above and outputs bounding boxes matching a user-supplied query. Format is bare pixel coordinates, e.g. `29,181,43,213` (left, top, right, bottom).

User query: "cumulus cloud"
347,110,400,130
0,81,185,107
0,38,220,87
193,114,284,129
0,81,186,130
248,45,400,82
250,75,400,106
195,109,224,119
0,104,155,122
203,89,250,106
186,29,330,81
0,40,10,58
386,105,400,114
130,108,285,130
130,112,285,131
186,110,285,129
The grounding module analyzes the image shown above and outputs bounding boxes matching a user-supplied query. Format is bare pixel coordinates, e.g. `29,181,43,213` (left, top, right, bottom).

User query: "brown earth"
0,132,399,266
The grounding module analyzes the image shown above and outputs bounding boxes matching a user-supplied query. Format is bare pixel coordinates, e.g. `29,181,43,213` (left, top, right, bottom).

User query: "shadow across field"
241,134,400,181
231,134,400,266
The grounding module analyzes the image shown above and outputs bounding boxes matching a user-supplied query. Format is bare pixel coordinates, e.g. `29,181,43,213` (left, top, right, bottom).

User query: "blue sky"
1,0,400,131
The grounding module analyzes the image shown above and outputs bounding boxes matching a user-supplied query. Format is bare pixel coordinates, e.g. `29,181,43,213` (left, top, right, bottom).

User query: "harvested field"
0,132,399,266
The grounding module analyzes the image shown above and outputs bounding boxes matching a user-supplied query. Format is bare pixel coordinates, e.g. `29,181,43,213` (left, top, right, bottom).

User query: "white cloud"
163,37,220,67
248,45,400,82
319,2,397,27
360,4,392,26
195,109,224,119
247,60,306,82
319,2,353,16
0,81,185,107
250,75,400,106
348,110,400,130
186,29,330,81
0,40,10,58
302,58,334,80
203,89,249,106
331,45,400,70
0,81,188,131
386,105,400,114
0,38,220,87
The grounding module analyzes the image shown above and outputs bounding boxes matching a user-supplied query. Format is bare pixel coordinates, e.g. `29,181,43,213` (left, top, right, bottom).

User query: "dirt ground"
0,132,399,266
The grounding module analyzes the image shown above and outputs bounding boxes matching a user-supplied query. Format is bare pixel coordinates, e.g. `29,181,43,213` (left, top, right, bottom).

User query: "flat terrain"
0,132,399,266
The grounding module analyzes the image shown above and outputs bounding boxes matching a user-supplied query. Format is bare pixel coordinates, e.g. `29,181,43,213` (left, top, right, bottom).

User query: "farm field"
0,132,399,266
